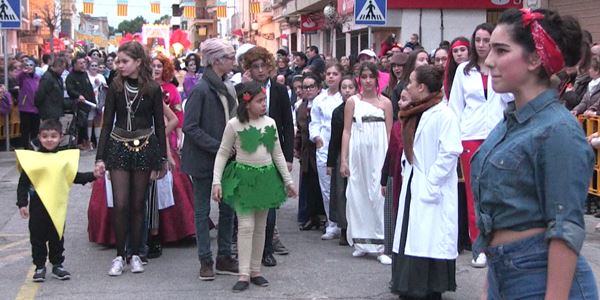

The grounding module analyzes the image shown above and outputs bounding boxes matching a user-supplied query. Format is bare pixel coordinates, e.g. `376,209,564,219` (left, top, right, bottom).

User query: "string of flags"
78,0,239,18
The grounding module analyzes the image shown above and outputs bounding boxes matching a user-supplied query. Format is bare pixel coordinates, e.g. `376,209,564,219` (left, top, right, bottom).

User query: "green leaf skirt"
221,161,287,214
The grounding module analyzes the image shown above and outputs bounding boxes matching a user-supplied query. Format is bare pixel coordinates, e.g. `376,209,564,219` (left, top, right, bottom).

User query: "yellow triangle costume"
15,149,80,239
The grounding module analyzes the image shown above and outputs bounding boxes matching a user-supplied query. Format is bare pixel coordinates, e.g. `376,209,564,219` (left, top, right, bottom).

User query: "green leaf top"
261,125,277,152
238,125,278,153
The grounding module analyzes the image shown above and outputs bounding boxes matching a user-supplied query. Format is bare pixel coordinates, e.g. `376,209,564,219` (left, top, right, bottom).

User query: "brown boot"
199,259,215,281
215,255,239,275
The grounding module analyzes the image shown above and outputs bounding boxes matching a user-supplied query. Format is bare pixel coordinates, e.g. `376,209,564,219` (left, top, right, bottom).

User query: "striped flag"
250,2,261,14
183,5,195,18
216,6,226,18
83,0,93,14
117,0,128,16
150,1,160,14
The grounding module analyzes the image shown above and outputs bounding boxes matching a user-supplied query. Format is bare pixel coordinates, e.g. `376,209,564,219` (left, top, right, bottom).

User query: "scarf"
203,66,237,119
399,91,443,164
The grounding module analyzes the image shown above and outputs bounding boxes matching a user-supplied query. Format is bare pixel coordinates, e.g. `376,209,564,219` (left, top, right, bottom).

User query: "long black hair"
464,23,495,75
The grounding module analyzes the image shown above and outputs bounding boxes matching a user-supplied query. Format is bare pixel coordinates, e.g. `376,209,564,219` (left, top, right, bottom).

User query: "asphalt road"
0,151,599,300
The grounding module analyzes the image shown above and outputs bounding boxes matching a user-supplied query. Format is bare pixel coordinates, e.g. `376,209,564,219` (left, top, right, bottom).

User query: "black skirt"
390,171,457,298
329,157,348,228
105,134,160,171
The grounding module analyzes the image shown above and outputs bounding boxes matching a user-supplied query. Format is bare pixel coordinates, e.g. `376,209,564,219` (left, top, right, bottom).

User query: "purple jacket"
17,72,40,114
183,73,201,99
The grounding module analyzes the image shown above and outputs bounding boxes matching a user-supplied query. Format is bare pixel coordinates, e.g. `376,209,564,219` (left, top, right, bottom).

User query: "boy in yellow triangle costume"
16,119,96,282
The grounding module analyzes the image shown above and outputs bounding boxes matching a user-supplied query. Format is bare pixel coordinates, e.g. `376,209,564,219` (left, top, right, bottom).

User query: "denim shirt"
470,89,594,254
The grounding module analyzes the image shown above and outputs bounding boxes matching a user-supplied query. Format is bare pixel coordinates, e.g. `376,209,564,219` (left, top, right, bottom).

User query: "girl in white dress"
340,62,393,264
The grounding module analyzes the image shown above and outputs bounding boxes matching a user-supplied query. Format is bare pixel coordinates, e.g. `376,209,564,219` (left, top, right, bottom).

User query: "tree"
31,1,60,56
154,15,170,25
116,16,147,34
109,26,116,37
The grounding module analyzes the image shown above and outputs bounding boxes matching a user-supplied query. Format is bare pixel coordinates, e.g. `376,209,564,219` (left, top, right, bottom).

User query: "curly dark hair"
154,53,175,82
242,46,275,72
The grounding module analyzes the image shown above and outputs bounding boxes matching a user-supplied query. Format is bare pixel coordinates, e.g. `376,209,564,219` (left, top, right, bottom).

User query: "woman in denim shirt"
471,8,598,299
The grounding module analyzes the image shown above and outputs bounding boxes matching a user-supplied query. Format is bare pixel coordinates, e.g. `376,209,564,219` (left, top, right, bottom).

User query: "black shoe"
33,267,46,282
299,217,321,231
51,265,71,280
262,254,277,267
250,276,269,287
232,280,249,293
147,239,162,259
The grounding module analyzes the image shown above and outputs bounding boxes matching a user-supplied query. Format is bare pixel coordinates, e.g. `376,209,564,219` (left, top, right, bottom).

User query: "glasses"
251,63,269,70
302,84,317,90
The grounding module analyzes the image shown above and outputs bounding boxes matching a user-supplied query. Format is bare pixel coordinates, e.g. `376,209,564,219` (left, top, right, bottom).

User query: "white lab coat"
392,102,463,260
448,62,513,141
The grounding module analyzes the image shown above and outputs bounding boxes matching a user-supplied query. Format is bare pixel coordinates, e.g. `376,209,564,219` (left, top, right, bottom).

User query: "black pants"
19,112,40,149
263,208,276,256
29,199,65,268
303,164,324,219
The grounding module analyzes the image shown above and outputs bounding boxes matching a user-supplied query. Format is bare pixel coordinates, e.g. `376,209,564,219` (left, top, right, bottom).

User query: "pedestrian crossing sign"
354,0,386,26
0,0,20,29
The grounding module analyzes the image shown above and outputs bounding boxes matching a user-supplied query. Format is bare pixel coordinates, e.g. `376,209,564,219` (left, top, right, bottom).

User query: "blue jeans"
192,176,234,262
486,233,598,300
297,176,308,223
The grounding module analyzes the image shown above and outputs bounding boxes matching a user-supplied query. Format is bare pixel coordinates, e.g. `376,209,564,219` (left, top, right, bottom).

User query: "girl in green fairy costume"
212,81,297,292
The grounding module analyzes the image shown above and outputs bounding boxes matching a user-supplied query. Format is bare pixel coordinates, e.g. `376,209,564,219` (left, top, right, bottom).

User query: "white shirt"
448,62,514,141
309,89,343,163
87,72,106,101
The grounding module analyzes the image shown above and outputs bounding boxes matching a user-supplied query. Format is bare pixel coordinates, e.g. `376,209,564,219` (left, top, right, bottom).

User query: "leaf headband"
241,87,267,103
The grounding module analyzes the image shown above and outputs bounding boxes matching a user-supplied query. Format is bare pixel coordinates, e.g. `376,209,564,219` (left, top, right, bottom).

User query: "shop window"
487,10,502,25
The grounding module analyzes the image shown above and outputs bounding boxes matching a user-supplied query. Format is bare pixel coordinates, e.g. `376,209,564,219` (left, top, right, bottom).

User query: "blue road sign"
354,0,386,26
0,0,20,29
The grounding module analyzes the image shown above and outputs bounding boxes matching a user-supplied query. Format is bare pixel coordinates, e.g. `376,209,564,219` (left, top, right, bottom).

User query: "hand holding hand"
212,184,222,202
94,161,106,178
326,167,333,176
19,207,29,219
381,186,386,197
78,95,86,103
287,162,293,172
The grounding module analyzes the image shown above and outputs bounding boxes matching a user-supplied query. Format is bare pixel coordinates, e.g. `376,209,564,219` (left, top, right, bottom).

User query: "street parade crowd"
7,7,600,299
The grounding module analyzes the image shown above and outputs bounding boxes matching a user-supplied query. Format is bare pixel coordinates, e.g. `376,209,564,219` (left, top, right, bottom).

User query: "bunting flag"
250,2,261,14
151,1,160,14
83,0,94,14
216,6,226,18
183,5,195,18
117,0,128,16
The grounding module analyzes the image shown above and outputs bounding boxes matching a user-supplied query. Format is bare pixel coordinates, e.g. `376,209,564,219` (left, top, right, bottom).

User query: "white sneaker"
471,253,487,268
321,231,338,240
378,254,392,265
130,255,145,273
108,256,125,276
352,249,367,257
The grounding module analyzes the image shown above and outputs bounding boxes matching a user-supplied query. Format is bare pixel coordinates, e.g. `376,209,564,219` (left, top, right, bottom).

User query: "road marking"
0,233,28,237
0,238,29,251
0,249,29,268
15,266,39,300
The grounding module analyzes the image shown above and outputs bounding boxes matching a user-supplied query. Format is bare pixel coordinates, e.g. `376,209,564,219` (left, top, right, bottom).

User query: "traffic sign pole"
3,29,8,152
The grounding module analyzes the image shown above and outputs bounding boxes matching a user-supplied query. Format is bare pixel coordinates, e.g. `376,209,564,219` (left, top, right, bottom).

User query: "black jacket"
307,56,326,75
327,102,345,168
34,69,68,120
268,81,294,163
181,78,233,179
66,70,95,113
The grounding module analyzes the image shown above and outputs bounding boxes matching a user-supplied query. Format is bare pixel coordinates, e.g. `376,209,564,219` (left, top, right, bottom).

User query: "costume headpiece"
520,8,564,76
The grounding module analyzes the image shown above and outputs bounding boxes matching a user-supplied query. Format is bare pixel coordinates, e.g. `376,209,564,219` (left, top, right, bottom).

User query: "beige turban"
201,38,234,66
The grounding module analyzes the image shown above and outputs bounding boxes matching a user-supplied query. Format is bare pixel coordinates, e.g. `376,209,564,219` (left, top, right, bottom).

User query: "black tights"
110,169,150,259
